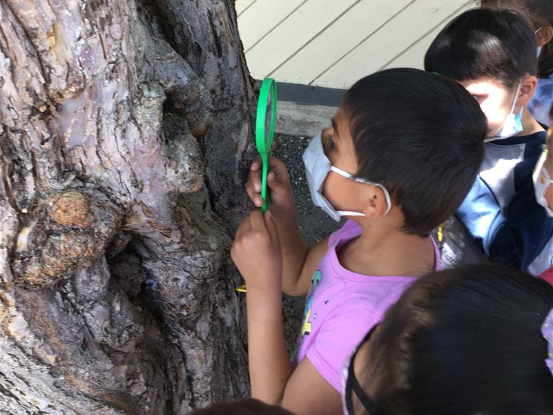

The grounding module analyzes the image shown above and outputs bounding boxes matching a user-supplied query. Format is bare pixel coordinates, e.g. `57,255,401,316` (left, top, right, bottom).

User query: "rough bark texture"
0,0,260,413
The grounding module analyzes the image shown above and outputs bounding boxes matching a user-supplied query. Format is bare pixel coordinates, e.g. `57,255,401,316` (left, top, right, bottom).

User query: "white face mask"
485,81,524,143
302,132,392,222
533,146,553,217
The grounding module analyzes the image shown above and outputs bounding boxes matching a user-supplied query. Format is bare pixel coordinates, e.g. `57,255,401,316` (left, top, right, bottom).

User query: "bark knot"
48,190,93,227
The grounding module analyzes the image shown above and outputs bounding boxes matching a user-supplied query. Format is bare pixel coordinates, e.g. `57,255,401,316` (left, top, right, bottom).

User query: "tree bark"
0,0,258,413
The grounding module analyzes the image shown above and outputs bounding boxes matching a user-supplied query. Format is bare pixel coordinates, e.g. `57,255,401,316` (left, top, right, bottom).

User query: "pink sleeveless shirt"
294,220,441,392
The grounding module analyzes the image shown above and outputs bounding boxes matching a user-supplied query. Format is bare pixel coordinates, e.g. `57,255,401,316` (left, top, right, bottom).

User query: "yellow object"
438,223,444,243
301,309,312,336
235,284,247,293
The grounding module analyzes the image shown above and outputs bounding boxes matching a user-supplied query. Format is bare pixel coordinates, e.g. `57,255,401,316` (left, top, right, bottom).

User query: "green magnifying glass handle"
261,154,271,212
237,78,277,294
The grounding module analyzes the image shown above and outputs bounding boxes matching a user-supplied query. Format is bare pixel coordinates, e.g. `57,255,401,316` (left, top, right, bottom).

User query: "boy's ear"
362,186,390,219
516,75,539,108
536,27,553,47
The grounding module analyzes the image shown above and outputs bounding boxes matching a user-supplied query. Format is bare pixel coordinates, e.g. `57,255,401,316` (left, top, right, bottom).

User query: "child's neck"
338,222,435,278
517,107,546,136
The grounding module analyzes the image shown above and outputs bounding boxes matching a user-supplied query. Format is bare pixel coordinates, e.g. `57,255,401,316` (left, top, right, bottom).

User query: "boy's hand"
231,210,282,291
246,157,295,218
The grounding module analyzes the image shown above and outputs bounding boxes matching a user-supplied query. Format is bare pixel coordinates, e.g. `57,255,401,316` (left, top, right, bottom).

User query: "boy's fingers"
245,185,255,202
267,171,289,194
235,214,252,239
251,175,262,193
249,209,266,232
247,187,263,207
246,167,262,191
268,157,286,169
264,211,280,248
246,185,263,207
251,159,261,171
234,221,244,240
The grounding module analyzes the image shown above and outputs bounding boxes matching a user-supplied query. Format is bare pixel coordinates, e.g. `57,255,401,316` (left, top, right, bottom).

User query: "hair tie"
542,308,553,376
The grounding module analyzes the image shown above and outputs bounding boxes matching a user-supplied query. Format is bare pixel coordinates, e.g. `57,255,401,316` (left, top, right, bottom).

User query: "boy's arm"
280,308,381,415
281,358,342,415
246,285,293,402
246,157,328,296
232,210,293,402
246,283,341,415
282,236,328,296
232,211,341,415
458,173,553,269
270,211,310,296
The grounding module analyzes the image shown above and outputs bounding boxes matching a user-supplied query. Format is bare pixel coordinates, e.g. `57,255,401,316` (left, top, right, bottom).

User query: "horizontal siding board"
235,0,258,16
245,0,360,80
313,0,474,88
271,0,413,85
239,0,480,88
383,1,477,70
238,0,309,52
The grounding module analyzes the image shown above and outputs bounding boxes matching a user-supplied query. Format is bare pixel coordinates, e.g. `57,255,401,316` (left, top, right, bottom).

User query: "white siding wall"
236,0,479,89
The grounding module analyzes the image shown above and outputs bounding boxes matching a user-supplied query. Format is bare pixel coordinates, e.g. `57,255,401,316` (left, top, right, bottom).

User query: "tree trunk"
0,0,258,413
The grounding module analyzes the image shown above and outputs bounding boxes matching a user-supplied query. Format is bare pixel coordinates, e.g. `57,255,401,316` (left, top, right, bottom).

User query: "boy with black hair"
481,0,553,125
231,68,487,415
425,8,553,274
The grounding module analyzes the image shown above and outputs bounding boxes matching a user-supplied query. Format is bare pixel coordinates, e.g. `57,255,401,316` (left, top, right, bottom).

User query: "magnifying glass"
256,78,277,213
235,78,277,294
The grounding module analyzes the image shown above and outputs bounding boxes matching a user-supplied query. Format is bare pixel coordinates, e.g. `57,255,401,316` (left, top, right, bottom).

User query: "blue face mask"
485,81,523,143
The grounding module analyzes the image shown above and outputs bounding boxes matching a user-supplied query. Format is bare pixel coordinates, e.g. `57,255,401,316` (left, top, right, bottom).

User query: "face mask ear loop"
509,80,523,117
375,184,392,216
336,211,366,218
330,166,392,216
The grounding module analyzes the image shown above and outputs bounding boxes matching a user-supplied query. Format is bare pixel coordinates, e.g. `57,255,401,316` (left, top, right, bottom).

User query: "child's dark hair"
482,0,553,78
424,8,538,87
342,68,487,236
355,264,553,415
187,399,296,415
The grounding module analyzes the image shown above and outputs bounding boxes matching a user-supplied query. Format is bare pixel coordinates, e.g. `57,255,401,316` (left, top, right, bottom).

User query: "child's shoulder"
523,130,547,147
328,220,361,248
487,129,546,149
